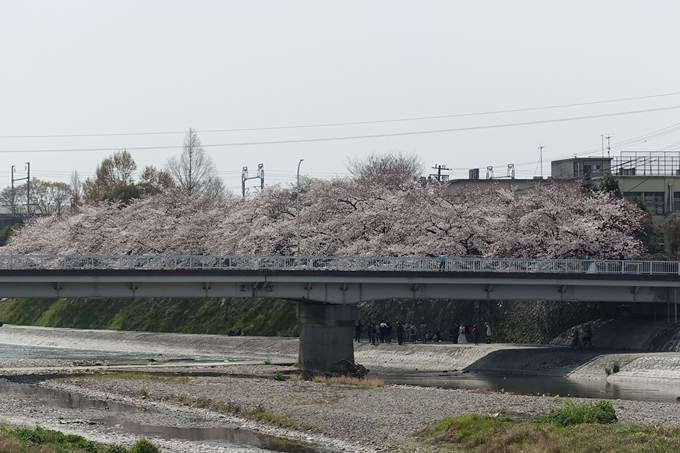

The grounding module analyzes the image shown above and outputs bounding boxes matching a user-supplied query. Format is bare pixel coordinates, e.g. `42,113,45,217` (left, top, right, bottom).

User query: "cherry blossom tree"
4,175,644,260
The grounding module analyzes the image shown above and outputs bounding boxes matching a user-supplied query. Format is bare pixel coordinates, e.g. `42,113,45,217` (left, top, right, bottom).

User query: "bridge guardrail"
0,254,678,275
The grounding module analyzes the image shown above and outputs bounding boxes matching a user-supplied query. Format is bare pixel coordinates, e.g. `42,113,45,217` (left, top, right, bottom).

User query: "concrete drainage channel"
0,380,339,453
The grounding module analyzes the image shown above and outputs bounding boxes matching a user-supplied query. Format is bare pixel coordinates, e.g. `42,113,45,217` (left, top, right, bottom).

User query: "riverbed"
2,325,680,453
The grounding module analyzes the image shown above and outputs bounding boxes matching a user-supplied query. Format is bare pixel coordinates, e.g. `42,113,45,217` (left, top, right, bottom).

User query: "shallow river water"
371,367,680,403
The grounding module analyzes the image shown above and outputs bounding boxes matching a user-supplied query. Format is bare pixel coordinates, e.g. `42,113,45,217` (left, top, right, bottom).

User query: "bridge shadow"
461,347,603,377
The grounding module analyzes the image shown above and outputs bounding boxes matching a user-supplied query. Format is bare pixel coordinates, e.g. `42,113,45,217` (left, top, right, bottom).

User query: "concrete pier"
297,302,358,375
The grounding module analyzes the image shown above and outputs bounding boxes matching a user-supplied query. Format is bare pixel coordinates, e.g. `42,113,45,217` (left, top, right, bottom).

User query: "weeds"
309,375,385,387
542,400,617,426
421,401,673,453
272,371,288,381
0,424,158,453
128,438,160,453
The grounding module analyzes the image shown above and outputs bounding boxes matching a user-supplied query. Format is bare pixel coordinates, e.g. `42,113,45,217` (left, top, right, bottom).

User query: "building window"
626,192,665,215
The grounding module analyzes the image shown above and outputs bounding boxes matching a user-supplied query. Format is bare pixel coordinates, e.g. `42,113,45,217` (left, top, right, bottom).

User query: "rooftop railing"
0,255,677,275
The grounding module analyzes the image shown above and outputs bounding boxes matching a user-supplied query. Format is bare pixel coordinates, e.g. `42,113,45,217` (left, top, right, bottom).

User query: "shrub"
543,400,617,427
129,438,160,453
272,371,288,381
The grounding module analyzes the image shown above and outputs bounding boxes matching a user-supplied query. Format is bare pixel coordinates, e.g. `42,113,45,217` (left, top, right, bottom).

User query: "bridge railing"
0,254,678,275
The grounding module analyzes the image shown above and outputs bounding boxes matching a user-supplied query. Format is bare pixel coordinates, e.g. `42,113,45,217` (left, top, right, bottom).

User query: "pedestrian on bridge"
438,252,447,271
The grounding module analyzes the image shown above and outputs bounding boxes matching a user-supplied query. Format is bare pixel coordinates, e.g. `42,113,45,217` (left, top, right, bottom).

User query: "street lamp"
296,159,304,255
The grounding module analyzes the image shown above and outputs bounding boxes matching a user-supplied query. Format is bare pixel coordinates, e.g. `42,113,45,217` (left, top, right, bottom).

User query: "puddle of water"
0,380,145,413
0,380,336,453
372,368,680,403
95,415,338,453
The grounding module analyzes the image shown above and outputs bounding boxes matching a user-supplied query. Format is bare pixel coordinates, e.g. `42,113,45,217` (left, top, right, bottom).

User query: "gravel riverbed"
1,325,680,452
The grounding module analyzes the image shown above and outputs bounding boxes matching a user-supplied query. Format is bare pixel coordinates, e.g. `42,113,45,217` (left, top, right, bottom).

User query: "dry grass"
0,435,25,453
310,375,385,387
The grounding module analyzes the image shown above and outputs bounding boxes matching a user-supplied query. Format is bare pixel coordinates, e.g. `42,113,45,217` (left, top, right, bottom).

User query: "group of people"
449,322,492,345
582,252,626,273
571,325,594,349
354,320,493,346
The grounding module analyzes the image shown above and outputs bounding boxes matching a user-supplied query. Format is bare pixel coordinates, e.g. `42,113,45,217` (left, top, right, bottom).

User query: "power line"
2,92,680,139
3,104,680,154
496,121,680,171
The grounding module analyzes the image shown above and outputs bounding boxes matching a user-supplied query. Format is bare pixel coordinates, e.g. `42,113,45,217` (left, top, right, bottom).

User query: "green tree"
137,165,175,196
592,173,622,198
83,150,138,204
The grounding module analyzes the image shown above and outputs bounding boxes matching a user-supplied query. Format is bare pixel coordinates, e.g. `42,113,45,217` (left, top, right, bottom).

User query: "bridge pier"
297,302,360,376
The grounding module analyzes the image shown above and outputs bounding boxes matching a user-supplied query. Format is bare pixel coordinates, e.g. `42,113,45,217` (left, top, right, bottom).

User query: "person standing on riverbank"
485,321,492,343
472,325,480,345
420,321,427,343
354,320,363,342
458,325,468,344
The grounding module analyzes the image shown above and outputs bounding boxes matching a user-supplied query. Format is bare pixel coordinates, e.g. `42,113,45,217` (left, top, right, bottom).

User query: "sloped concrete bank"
0,324,299,360
2,325,680,383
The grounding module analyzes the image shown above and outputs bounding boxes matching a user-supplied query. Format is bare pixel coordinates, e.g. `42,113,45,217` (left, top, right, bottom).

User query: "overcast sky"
1,1,680,194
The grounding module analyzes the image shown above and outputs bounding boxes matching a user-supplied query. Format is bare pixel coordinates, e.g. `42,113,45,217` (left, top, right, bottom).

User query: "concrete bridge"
0,254,679,375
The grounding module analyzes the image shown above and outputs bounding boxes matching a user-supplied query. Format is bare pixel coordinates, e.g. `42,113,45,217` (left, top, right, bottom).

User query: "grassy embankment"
0,297,299,336
422,400,680,453
0,424,159,453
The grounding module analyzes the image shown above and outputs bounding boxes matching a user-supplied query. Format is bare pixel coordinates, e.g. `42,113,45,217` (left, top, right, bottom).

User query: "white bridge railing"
0,255,677,275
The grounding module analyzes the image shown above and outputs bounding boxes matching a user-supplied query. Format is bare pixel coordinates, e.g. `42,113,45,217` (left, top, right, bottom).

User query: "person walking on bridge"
438,252,447,271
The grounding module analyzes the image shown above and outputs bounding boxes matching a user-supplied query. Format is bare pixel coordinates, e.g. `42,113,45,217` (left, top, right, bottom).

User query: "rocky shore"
1,325,680,452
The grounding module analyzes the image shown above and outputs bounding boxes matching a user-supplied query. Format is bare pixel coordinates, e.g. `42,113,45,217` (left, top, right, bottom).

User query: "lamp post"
296,159,304,255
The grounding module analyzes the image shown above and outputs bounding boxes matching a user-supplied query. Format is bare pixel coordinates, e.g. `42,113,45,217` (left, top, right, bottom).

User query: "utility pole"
538,144,545,178
10,165,15,217
296,159,304,256
431,164,450,182
11,163,30,217
241,163,265,197
605,135,612,158
26,162,30,217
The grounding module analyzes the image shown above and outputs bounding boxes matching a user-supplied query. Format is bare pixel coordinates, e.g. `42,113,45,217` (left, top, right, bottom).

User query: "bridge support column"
297,302,359,376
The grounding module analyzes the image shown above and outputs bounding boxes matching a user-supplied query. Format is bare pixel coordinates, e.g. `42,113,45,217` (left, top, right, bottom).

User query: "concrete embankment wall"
2,325,680,383
0,325,300,360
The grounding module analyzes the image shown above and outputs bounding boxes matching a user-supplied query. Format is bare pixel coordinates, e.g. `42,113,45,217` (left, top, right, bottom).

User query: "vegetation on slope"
0,297,299,336
422,400,680,453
